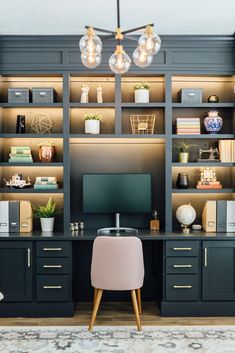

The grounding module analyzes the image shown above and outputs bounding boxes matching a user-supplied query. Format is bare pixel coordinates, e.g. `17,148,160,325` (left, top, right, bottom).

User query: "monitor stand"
97,213,138,235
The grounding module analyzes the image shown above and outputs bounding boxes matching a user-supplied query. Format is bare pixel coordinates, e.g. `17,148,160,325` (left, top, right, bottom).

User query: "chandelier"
79,0,161,74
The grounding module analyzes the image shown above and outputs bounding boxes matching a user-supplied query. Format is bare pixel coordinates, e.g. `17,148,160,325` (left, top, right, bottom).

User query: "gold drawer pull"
173,247,192,251
173,285,192,289
173,264,192,268
42,248,62,251
43,285,62,289
43,265,62,268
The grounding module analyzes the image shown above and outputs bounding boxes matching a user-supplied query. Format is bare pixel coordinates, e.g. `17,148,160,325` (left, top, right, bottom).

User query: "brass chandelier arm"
122,24,154,35
84,25,115,35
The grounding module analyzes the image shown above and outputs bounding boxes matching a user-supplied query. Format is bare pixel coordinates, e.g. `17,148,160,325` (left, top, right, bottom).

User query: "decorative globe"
176,204,196,231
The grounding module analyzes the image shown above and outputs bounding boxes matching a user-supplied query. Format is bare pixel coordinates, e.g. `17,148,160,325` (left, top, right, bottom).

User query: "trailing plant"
173,142,196,153
134,82,150,90
33,198,57,218
84,113,103,121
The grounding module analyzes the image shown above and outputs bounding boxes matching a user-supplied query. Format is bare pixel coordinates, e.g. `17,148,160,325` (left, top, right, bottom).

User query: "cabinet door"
203,241,235,301
0,241,32,302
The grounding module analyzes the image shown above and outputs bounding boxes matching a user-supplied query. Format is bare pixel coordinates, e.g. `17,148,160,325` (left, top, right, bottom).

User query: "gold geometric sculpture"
31,114,54,134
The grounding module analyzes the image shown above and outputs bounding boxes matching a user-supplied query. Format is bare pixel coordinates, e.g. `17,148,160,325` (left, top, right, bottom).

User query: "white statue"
97,85,103,104
0,292,4,301
80,84,89,103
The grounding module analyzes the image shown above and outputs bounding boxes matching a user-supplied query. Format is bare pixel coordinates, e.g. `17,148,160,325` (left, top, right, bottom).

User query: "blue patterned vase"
204,111,223,134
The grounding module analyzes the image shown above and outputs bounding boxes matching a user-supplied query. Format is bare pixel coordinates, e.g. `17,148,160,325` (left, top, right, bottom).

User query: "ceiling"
0,0,234,35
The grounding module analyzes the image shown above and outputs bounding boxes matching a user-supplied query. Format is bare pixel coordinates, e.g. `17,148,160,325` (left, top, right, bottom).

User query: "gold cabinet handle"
42,248,62,251
173,247,192,251
173,285,192,289
43,265,62,268
173,264,192,268
204,248,208,267
43,285,62,289
27,248,31,268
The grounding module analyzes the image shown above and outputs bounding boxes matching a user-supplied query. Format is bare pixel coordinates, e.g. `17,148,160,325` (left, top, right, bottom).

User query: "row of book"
202,200,235,232
218,140,235,162
9,146,33,163
176,118,200,135
0,201,33,233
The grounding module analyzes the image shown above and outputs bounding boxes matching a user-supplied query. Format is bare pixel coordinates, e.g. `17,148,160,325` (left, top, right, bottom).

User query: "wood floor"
1,302,235,326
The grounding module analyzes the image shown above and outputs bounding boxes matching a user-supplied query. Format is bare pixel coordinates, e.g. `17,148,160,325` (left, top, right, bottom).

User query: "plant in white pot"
134,82,150,103
34,198,57,232
84,113,103,134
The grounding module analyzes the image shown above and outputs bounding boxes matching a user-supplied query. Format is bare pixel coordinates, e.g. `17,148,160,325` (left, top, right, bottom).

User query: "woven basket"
130,115,156,134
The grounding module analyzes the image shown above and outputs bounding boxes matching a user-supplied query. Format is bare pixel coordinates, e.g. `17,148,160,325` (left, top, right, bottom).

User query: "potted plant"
84,113,103,134
34,197,57,232
174,142,196,163
134,82,150,103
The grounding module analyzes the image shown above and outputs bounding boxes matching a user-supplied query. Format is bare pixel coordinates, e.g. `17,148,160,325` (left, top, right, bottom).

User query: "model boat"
4,174,32,189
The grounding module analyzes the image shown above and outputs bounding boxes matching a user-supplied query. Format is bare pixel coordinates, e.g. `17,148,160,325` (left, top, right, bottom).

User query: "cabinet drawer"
166,257,199,274
37,241,70,257
166,275,199,301
37,275,70,302
166,241,199,257
37,258,70,274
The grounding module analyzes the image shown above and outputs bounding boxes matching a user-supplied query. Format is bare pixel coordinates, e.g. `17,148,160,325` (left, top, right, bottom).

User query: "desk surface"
0,229,235,240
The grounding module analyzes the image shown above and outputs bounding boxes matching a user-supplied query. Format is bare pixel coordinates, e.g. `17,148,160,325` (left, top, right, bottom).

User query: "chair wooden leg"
131,289,142,331
89,289,103,331
93,288,98,307
136,288,142,315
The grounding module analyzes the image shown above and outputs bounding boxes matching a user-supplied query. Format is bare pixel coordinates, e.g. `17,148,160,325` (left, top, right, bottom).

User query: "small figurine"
208,95,219,103
97,85,103,103
80,84,89,103
4,174,31,189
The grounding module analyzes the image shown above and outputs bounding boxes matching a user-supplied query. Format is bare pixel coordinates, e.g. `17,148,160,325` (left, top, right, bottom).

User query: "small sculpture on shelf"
38,141,56,162
80,84,89,103
197,167,222,190
4,174,31,189
197,147,220,162
31,114,54,134
96,85,103,103
208,94,219,103
16,115,26,134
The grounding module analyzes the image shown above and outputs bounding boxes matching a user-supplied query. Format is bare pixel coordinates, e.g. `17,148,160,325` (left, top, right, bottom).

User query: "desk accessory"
130,114,155,134
192,224,202,230
197,167,222,190
20,201,33,232
150,209,160,231
202,200,216,232
197,147,220,162
204,110,223,134
226,201,235,232
9,201,20,233
176,204,196,233
4,174,31,189
216,200,227,232
16,115,26,133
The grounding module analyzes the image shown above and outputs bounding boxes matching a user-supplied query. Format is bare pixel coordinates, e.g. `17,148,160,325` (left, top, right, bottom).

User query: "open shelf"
0,134,63,138
121,103,166,108
0,188,64,193
70,103,115,108
172,188,235,193
0,103,63,108
0,162,63,166
173,134,234,139
172,103,234,108
172,162,235,167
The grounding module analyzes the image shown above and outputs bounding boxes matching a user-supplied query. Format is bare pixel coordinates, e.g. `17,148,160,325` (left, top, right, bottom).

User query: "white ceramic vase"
134,89,150,103
40,217,55,232
85,120,100,134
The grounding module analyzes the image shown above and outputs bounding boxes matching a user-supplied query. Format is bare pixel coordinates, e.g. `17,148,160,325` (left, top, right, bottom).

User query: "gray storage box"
178,88,203,103
32,88,56,103
8,88,30,103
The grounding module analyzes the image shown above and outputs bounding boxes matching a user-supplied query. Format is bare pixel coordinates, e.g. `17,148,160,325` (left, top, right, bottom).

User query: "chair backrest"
91,236,145,291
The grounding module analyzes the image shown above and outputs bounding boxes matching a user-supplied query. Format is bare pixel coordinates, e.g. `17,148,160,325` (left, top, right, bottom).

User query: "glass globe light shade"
109,46,131,74
138,28,161,55
79,27,102,53
133,47,153,67
81,51,102,69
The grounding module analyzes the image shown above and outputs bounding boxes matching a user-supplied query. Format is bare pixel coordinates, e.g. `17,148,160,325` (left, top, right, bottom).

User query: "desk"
0,230,235,317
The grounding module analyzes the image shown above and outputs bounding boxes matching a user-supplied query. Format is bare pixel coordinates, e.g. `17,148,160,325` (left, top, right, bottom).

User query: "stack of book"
9,146,33,163
176,118,201,135
218,140,235,162
34,177,58,190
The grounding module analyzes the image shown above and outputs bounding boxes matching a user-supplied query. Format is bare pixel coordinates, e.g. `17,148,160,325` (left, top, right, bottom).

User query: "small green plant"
84,113,103,121
174,142,196,153
34,198,57,218
134,82,150,90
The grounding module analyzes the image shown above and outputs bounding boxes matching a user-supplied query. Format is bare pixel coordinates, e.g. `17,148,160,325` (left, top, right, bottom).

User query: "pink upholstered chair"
89,236,145,331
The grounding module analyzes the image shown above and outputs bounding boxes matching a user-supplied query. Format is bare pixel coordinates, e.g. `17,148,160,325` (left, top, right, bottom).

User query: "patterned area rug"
0,326,235,353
